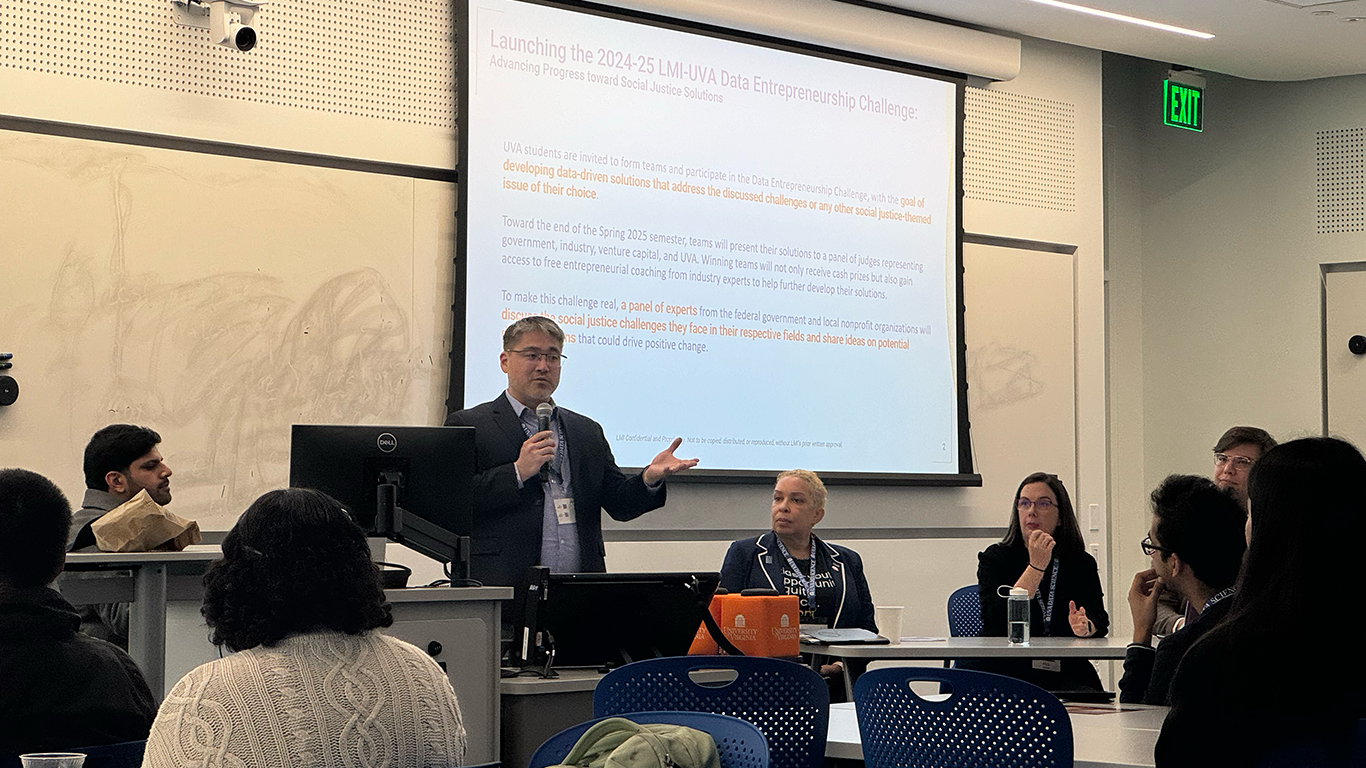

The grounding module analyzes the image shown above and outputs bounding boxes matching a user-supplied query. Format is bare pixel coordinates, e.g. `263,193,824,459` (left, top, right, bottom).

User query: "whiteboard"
0,130,455,530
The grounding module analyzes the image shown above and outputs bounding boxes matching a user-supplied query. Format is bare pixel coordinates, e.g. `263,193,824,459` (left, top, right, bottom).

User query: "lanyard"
1204,586,1236,612
775,535,818,602
1036,559,1060,635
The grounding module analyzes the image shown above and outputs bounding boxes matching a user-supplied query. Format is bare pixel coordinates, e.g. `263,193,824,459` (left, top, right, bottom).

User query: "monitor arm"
373,481,473,586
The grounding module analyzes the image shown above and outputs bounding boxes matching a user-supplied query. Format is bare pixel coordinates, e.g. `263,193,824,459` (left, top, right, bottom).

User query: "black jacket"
720,532,877,633
973,542,1110,691
1118,593,1233,705
0,585,156,754
445,395,665,588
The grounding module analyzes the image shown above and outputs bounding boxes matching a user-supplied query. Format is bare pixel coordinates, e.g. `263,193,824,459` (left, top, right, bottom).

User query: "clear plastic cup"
19,754,86,768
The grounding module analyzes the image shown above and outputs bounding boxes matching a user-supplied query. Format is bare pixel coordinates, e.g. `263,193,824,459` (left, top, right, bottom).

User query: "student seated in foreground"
1156,438,1366,767
1119,474,1245,704
0,468,156,755
142,488,466,768
975,471,1109,692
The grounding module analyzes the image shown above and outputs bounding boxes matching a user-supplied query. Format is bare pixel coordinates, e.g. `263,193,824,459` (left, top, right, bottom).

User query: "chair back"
946,585,982,637
854,667,1073,768
528,711,767,768
593,656,827,768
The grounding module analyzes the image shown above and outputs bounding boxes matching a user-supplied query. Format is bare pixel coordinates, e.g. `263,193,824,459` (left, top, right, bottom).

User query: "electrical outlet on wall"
1088,503,1100,531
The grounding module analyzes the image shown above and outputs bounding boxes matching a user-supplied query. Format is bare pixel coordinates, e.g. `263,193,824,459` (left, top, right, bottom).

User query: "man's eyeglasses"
1214,453,1254,472
508,348,566,366
1016,498,1056,511
1141,536,1172,556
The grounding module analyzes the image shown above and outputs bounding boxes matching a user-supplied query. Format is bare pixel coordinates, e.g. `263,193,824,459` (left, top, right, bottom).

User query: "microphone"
536,402,554,483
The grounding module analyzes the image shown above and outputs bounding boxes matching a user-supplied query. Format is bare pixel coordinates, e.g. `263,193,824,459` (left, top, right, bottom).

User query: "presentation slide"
461,0,964,476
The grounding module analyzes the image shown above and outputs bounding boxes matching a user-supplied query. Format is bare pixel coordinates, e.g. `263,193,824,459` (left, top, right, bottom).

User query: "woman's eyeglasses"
1016,498,1055,511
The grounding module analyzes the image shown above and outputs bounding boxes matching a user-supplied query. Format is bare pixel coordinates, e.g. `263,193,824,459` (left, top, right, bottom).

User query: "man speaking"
446,316,697,587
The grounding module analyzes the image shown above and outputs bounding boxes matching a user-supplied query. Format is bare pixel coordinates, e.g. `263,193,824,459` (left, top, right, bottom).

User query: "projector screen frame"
450,0,979,487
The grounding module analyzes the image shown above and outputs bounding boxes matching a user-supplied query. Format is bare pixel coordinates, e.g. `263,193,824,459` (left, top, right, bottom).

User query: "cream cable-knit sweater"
142,631,466,768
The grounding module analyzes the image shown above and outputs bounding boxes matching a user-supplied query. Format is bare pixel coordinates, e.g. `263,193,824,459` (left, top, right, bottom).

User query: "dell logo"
377,433,398,453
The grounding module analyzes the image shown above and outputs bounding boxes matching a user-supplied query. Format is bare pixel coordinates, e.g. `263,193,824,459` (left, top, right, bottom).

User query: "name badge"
554,497,576,525
1031,659,1062,673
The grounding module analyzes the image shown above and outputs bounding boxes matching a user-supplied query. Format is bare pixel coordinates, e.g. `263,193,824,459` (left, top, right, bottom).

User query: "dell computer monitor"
289,425,476,568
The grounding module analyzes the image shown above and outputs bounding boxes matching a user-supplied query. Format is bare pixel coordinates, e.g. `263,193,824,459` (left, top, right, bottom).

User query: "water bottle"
999,585,1030,645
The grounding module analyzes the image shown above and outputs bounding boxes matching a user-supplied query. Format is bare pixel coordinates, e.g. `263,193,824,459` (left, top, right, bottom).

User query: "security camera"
209,0,265,51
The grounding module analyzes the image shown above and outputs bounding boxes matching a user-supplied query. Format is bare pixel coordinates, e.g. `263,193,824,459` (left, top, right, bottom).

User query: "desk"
61,545,223,694
827,700,1165,768
501,670,605,768
802,637,1132,699
58,549,511,764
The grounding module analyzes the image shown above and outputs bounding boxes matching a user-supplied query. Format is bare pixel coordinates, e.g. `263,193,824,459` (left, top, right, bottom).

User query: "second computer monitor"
289,424,475,547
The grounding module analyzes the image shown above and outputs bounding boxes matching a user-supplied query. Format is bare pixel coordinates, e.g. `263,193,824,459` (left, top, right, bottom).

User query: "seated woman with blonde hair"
142,488,466,768
720,469,876,632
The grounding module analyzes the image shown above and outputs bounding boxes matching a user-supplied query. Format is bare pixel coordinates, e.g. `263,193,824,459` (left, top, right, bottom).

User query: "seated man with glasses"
1152,425,1275,636
445,316,697,591
1121,474,1246,704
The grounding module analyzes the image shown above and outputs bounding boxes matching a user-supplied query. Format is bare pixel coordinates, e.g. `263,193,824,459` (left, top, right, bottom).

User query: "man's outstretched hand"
642,438,699,485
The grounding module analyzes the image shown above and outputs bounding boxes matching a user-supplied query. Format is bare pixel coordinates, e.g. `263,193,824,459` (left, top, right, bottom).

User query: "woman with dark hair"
1156,438,1366,767
142,489,466,768
974,472,1109,691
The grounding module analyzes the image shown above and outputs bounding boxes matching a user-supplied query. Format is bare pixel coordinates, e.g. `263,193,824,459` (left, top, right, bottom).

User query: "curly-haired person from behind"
142,489,467,768
0,468,156,755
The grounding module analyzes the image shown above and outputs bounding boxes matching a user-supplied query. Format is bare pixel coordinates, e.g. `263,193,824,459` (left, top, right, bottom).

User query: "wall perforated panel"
1317,128,1366,234
964,86,1077,213
0,0,453,128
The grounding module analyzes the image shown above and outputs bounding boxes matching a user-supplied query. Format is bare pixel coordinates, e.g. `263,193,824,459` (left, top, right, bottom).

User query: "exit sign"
1164,80,1203,132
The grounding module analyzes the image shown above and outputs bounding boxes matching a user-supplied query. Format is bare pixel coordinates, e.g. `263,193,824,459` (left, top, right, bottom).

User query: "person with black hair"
1156,438,1366,767
975,472,1110,692
142,488,466,768
1119,474,1245,704
72,423,173,551
68,423,175,648
0,468,156,755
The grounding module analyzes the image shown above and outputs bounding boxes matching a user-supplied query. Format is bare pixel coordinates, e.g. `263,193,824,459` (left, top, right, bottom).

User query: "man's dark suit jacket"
444,395,665,587
1118,592,1233,705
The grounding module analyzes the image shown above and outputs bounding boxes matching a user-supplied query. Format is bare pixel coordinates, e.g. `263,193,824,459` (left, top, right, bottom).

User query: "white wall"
0,8,1111,643
1102,54,1366,642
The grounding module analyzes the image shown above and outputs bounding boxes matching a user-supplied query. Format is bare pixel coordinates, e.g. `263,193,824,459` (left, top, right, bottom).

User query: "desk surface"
804,635,1132,659
828,700,1164,768
501,668,605,695
65,544,223,567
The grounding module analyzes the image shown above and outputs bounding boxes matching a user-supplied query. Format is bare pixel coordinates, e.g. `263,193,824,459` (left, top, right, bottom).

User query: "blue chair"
946,585,982,637
528,711,767,768
594,656,827,768
854,666,1073,768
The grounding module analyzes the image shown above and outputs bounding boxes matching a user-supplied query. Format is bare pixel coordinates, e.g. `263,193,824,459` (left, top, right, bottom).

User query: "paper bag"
91,489,202,552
